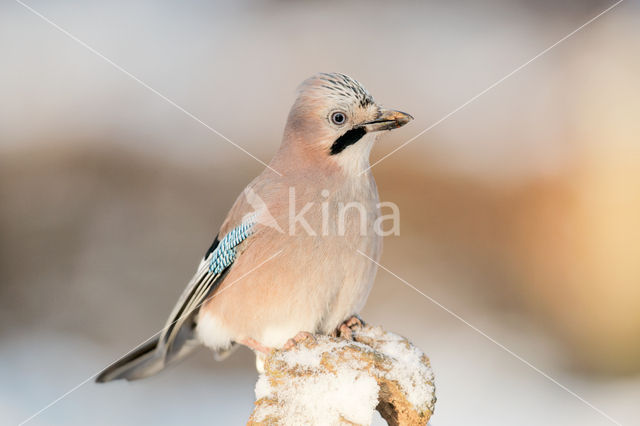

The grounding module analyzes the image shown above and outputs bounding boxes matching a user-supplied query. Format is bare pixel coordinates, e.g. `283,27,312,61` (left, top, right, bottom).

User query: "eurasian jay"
97,72,412,382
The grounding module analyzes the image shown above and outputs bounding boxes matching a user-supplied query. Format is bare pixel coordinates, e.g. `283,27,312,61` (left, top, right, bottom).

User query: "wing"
96,217,256,382
156,236,225,360
158,216,256,362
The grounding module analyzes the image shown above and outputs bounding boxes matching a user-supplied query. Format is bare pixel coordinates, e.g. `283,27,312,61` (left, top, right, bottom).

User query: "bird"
96,72,412,382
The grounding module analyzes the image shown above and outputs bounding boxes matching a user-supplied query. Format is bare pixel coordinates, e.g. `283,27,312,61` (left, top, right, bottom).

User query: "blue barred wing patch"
209,214,256,273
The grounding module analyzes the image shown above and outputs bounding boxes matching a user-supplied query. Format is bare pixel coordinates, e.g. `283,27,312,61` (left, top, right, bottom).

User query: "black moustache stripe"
329,127,367,155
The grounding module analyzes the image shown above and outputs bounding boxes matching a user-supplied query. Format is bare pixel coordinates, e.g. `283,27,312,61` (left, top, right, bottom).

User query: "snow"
253,337,379,425
358,326,436,412
251,326,436,425
254,366,379,425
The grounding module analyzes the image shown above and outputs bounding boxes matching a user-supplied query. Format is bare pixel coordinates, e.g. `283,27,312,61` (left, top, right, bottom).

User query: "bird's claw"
283,331,316,351
333,315,365,341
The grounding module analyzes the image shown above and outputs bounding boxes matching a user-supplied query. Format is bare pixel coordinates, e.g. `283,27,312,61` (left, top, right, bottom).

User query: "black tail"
96,337,163,383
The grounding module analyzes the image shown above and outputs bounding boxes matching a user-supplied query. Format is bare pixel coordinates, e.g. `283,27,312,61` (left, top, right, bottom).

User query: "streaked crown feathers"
297,72,375,108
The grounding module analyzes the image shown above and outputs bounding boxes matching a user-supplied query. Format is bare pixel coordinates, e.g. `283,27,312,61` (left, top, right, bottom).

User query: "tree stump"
248,325,436,425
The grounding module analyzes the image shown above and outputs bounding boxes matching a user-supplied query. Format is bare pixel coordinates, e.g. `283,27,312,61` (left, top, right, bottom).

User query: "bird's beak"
359,109,413,133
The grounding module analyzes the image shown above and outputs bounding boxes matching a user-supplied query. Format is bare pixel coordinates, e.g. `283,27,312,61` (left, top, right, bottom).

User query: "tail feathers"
96,336,205,383
96,337,164,383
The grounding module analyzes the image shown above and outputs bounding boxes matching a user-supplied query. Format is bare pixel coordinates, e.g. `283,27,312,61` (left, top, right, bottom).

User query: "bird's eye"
331,111,347,126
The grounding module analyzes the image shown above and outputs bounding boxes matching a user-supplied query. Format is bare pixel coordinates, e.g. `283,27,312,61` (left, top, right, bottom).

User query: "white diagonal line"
364,0,625,174
14,0,282,177
18,249,283,425
356,249,622,425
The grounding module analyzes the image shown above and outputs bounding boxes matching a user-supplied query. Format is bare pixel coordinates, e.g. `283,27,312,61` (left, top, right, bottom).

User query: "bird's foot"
240,337,272,355
333,315,365,341
283,331,316,351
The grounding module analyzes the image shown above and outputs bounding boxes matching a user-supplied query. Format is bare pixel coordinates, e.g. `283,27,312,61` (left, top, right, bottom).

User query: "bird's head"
281,73,413,175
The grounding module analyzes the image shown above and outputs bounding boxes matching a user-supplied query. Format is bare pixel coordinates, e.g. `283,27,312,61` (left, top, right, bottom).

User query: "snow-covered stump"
248,325,436,425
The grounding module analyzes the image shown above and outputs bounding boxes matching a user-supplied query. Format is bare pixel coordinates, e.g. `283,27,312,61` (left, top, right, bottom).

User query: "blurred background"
1,0,639,424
